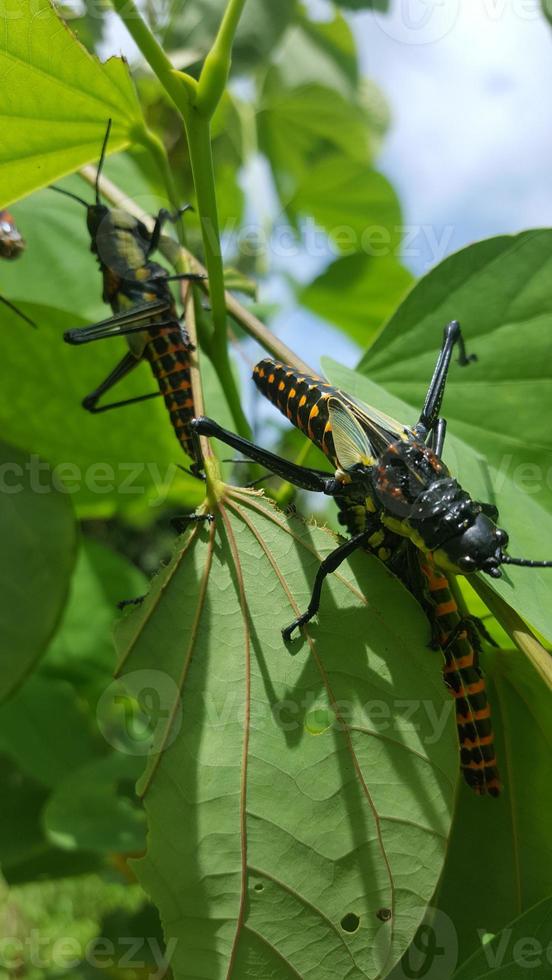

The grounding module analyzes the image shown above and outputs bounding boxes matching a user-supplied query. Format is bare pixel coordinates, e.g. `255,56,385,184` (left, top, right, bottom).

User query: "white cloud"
356,1,552,271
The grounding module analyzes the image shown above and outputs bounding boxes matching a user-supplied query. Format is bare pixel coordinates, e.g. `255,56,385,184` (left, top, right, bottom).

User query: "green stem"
110,0,196,108
141,130,193,253
111,0,251,438
185,111,250,437
196,0,248,116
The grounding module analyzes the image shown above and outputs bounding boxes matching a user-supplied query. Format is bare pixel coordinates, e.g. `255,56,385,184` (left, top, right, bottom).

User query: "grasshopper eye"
458,556,476,573
496,529,509,548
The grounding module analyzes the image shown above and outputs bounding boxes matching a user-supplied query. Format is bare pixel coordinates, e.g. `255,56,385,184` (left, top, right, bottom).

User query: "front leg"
282,530,371,641
191,417,344,496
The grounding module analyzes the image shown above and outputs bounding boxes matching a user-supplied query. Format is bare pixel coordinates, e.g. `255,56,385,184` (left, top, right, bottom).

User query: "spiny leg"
80,351,146,413
282,530,371,642
428,417,447,457
64,308,177,345
191,417,341,495
171,513,214,534
149,205,193,255
416,320,476,441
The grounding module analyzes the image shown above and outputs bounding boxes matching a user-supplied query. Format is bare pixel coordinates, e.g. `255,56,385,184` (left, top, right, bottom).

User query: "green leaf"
0,754,50,871
453,896,552,978
322,359,552,644
436,648,552,966
542,1,552,27
290,156,404,253
0,0,144,206
44,754,147,854
0,675,101,789
258,81,379,204
358,232,552,514
45,539,147,689
0,441,77,702
302,253,413,348
115,491,457,979
273,11,359,94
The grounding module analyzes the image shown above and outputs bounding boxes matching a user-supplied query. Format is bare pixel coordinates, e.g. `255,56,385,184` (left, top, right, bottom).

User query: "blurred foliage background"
1,1,552,977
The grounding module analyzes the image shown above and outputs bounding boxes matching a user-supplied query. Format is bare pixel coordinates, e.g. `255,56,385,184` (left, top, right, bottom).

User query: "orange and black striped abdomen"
253,358,339,466
418,556,501,797
144,317,197,466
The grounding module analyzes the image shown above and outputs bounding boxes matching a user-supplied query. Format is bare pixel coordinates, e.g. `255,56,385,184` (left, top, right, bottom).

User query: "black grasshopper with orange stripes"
251,353,503,797
53,120,205,476
192,321,552,791
193,321,552,628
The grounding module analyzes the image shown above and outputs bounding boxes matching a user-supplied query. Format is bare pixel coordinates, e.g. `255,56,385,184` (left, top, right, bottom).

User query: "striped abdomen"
144,315,197,467
254,358,339,465
418,556,501,797
108,263,200,472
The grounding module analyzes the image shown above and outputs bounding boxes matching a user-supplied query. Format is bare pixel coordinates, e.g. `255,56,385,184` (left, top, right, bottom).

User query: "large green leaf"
290,156,404,254
302,252,413,348
281,10,360,93
115,490,457,980
45,539,147,689
0,675,101,789
453,896,552,979
0,0,144,206
44,753,147,854
0,754,50,871
322,360,552,643
258,80,379,205
358,232,552,514
0,441,77,702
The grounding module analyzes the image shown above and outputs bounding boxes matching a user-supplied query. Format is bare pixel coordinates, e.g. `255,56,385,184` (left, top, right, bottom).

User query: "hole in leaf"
341,913,360,933
253,882,264,893
377,908,392,923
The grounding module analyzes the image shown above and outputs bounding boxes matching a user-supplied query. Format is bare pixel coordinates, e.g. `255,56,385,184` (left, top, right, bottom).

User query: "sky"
353,0,552,272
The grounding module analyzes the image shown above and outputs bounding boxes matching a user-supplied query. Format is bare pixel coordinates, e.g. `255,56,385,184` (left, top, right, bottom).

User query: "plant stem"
110,0,195,108
196,0,248,116
111,0,251,438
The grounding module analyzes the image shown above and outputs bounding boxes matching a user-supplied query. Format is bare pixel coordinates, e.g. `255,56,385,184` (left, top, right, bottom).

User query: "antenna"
501,555,552,569
96,118,113,205
50,186,89,208
0,294,36,328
